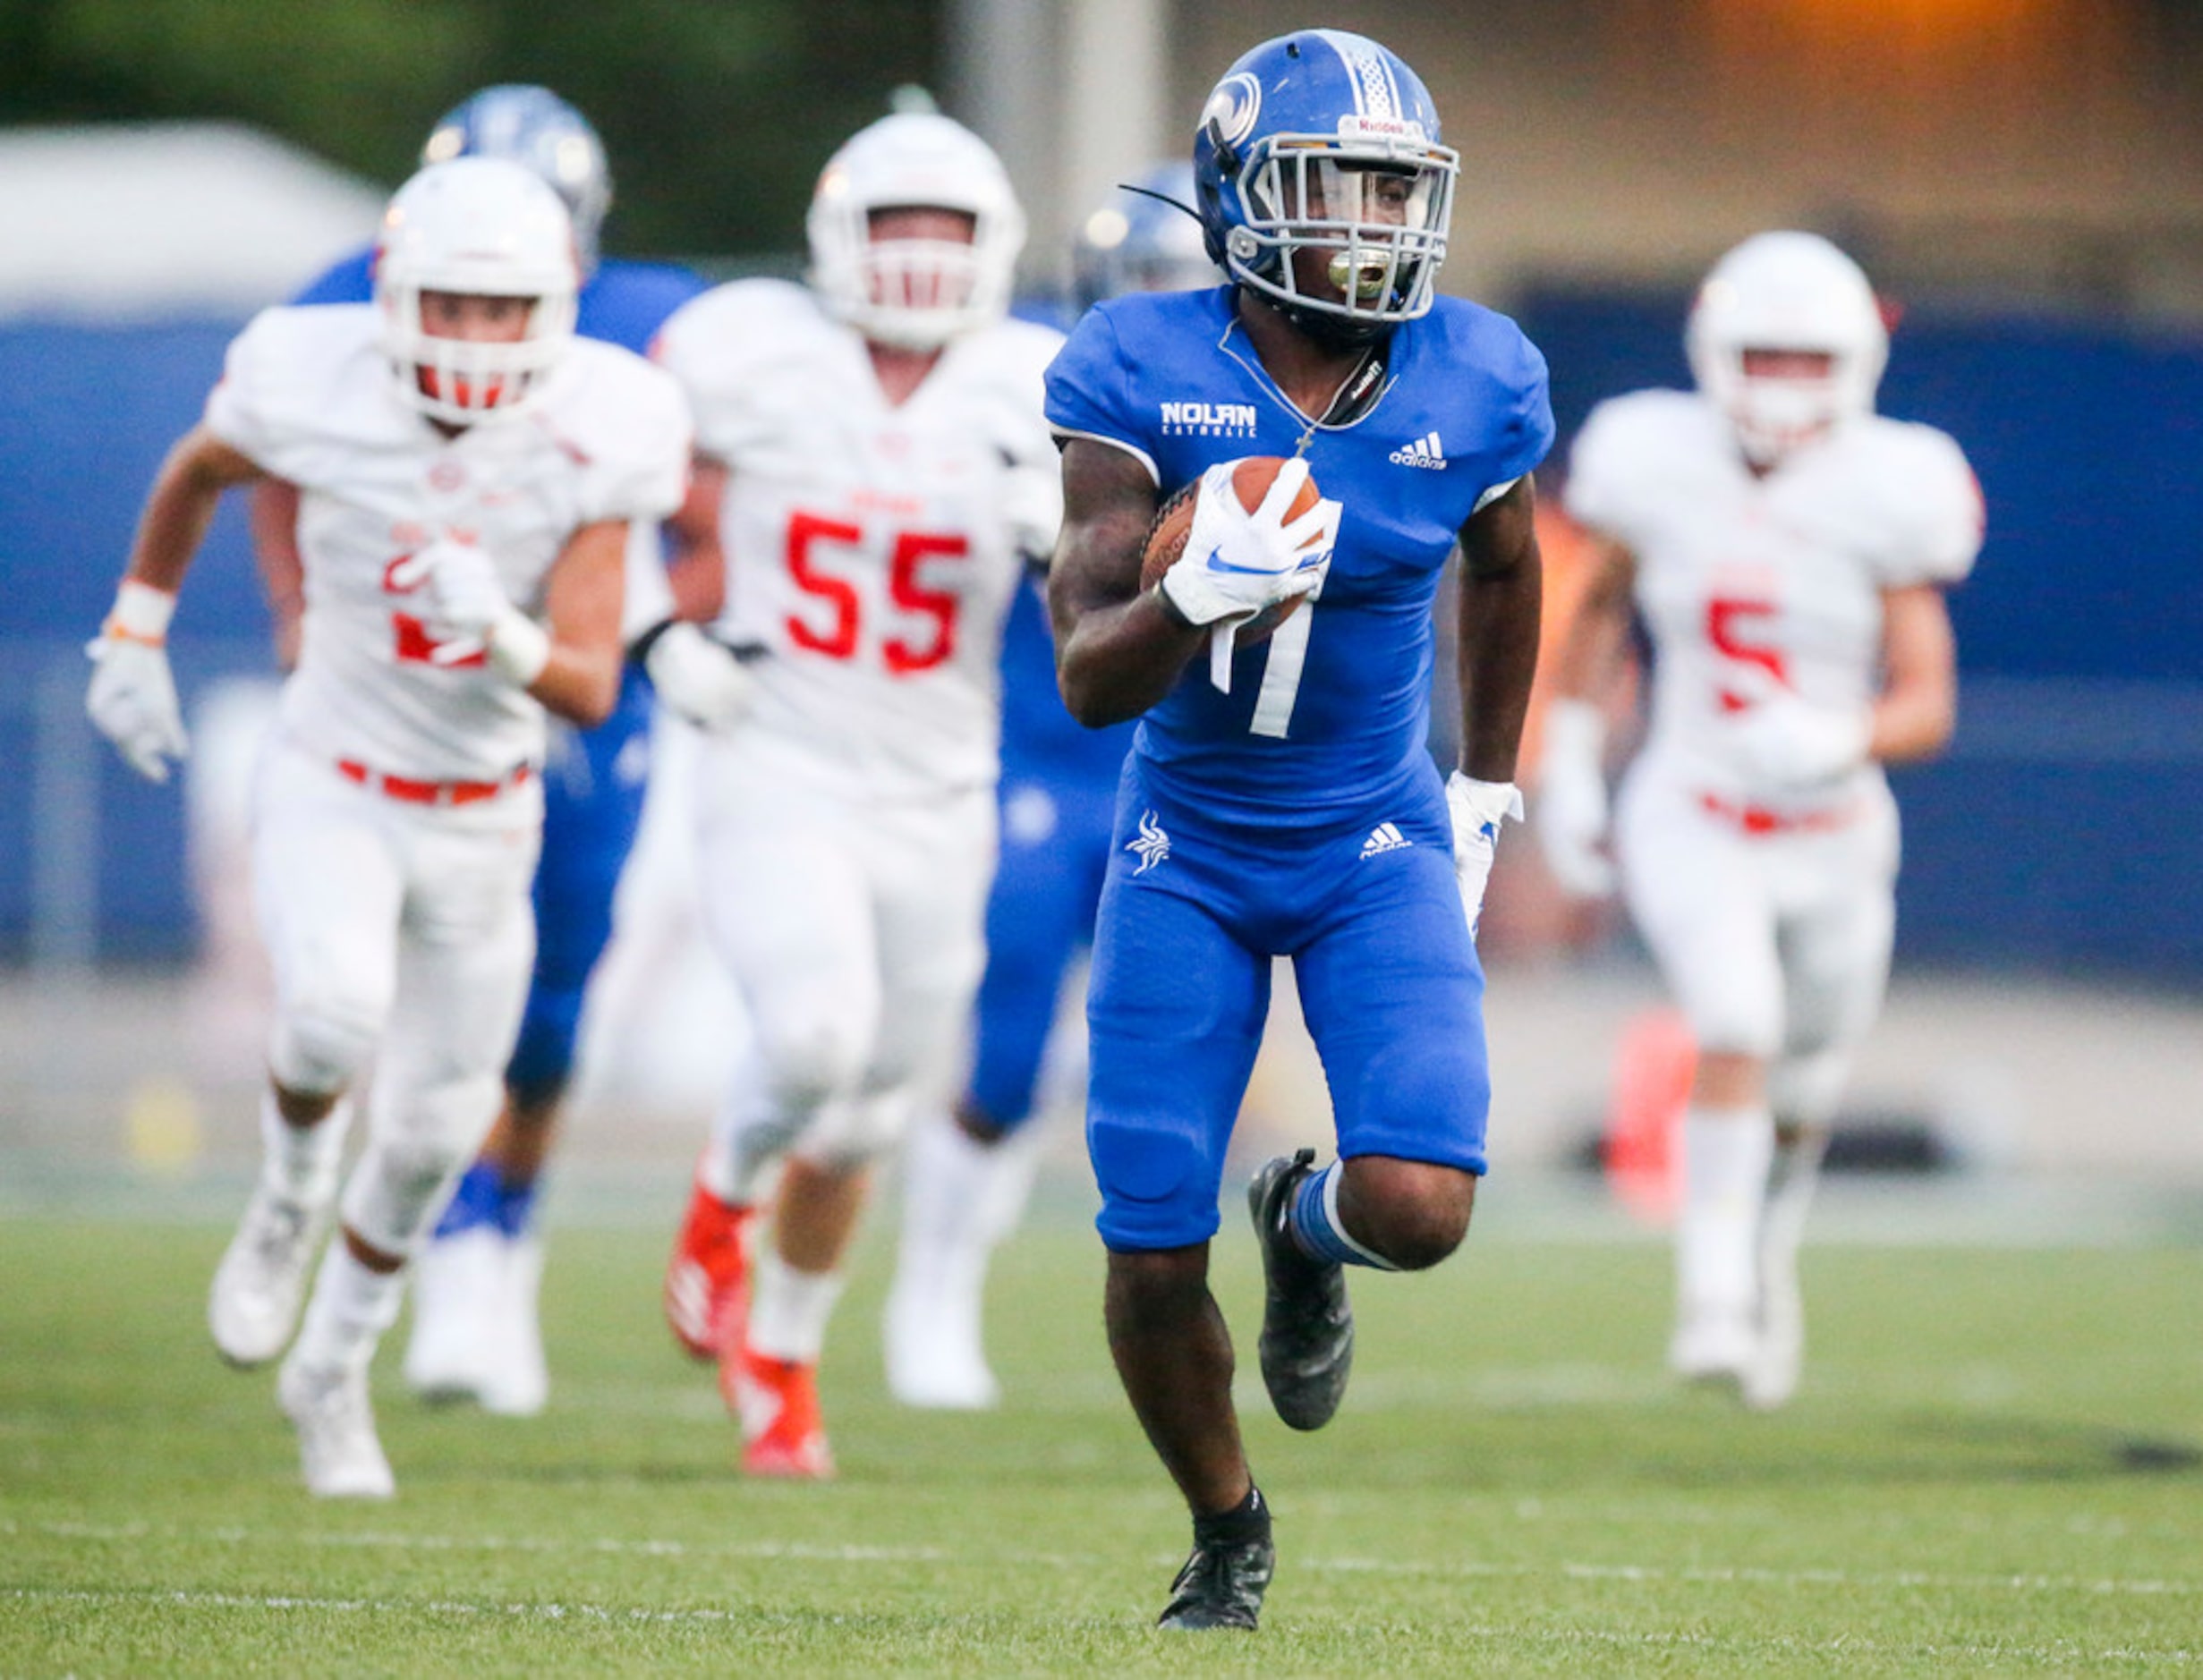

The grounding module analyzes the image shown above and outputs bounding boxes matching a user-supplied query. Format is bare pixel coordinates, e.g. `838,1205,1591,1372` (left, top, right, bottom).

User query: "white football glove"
1446,772,1526,939
85,581,188,784
1724,689,1872,789
1535,698,1616,897
1160,457,1341,631
388,539,549,685
642,622,755,733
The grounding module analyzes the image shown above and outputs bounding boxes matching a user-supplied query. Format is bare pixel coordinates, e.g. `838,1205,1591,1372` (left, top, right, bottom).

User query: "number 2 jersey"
1563,390,1982,807
204,304,691,784
652,279,1064,802
1044,285,1553,832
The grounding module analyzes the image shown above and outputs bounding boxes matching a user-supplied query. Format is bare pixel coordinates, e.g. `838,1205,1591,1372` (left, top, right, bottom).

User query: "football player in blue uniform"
253,86,744,1417
885,164,1218,1412
1045,31,1552,1629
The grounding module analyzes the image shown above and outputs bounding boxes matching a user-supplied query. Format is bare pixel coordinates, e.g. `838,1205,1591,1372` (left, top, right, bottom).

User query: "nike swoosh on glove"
1160,457,1341,630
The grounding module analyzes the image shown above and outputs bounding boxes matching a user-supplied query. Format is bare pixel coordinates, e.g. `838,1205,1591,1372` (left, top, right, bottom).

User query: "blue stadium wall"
3,301,2200,979
0,320,274,962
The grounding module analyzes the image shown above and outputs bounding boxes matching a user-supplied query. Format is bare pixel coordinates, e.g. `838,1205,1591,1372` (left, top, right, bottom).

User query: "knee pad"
1088,1113,1215,1251
267,987,385,1096
753,1017,871,1121
1684,997,1782,1065
344,1073,504,1253
1771,1047,1851,1129
343,1137,465,1256
792,1088,913,1172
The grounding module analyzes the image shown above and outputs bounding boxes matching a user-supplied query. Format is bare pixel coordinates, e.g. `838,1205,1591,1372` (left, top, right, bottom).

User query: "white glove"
1446,772,1526,939
1160,457,1341,630
1724,689,1872,789
388,539,549,685
1535,698,1616,897
643,622,755,733
85,581,188,783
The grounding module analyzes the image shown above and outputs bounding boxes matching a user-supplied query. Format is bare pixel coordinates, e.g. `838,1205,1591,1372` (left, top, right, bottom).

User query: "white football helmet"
1687,231,1888,467
374,156,580,426
806,112,1025,350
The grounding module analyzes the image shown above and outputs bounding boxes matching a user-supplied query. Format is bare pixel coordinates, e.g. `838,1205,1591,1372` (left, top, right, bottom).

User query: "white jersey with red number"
205,303,691,782
653,279,1063,802
1564,390,1982,809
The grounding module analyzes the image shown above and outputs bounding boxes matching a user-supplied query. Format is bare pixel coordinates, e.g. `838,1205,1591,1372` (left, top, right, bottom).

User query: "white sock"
745,1250,845,1365
259,1090,351,1206
1677,1105,1774,1318
290,1241,404,1377
897,1111,1038,1262
1762,1125,1830,1268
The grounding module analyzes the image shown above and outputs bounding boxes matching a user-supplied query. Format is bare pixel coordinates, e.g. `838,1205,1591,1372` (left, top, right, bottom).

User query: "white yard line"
10,1516,2199,1600
2,1586,2198,1665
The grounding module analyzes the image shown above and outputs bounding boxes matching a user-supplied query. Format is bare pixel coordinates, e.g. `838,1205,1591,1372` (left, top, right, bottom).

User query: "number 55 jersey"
653,279,1064,802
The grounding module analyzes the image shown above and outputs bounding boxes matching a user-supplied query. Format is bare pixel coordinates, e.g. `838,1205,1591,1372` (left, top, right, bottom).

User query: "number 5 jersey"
205,303,693,783
1562,388,1982,811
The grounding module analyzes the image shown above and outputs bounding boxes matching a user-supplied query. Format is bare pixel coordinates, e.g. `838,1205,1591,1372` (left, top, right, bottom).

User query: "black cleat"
1248,1149,1353,1431
1155,1535,1275,1632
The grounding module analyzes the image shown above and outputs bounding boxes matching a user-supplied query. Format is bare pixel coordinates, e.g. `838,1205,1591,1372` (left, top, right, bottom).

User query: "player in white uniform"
880,162,1223,1413
84,157,691,1497
651,109,1061,1477
1538,231,1982,1409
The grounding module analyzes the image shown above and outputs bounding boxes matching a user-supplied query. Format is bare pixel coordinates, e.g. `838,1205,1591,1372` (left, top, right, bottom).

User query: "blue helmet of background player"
1072,162,1221,310
1192,30,1458,346
422,85,613,275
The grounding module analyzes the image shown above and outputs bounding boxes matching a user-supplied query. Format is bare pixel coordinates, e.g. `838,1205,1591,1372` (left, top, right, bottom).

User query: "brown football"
1141,455,1322,648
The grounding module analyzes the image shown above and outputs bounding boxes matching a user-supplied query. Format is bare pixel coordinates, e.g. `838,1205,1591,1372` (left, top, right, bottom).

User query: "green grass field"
3,1209,2199,1676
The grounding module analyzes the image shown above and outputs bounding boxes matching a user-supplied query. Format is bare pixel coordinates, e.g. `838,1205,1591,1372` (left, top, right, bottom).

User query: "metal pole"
30,645,98,974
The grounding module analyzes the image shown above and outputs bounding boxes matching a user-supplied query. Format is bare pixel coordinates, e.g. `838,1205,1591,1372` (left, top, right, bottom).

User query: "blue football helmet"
1192,30,1458,344
1072,162,1221,310
421,85,612,273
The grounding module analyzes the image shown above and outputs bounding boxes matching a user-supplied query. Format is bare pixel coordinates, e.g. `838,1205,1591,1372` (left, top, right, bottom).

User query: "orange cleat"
664,1176,753,1362
722,1343,835,1480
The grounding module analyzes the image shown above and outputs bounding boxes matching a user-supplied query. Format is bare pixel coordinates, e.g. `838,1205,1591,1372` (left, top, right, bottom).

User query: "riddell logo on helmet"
1336,115,1427,142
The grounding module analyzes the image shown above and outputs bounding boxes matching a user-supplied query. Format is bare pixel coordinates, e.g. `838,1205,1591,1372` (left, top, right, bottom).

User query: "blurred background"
2,0,2199,1234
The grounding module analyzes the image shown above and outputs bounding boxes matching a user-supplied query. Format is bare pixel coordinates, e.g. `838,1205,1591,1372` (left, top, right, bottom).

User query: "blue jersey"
1045,285,1552,832
293,250,704,358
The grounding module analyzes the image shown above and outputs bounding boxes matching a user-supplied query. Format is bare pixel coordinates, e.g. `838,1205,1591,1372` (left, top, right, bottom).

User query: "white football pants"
693,732,995,1186
1615,766,1899,1126
251,738,540,1253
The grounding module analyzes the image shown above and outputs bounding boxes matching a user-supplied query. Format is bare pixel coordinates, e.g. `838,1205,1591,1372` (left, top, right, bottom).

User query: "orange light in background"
1719,0,2068,38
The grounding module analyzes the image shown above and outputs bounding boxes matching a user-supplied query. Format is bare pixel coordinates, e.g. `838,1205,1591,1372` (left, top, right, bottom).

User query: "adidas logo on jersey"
1389,431,1447,469
1359,822,1412,858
